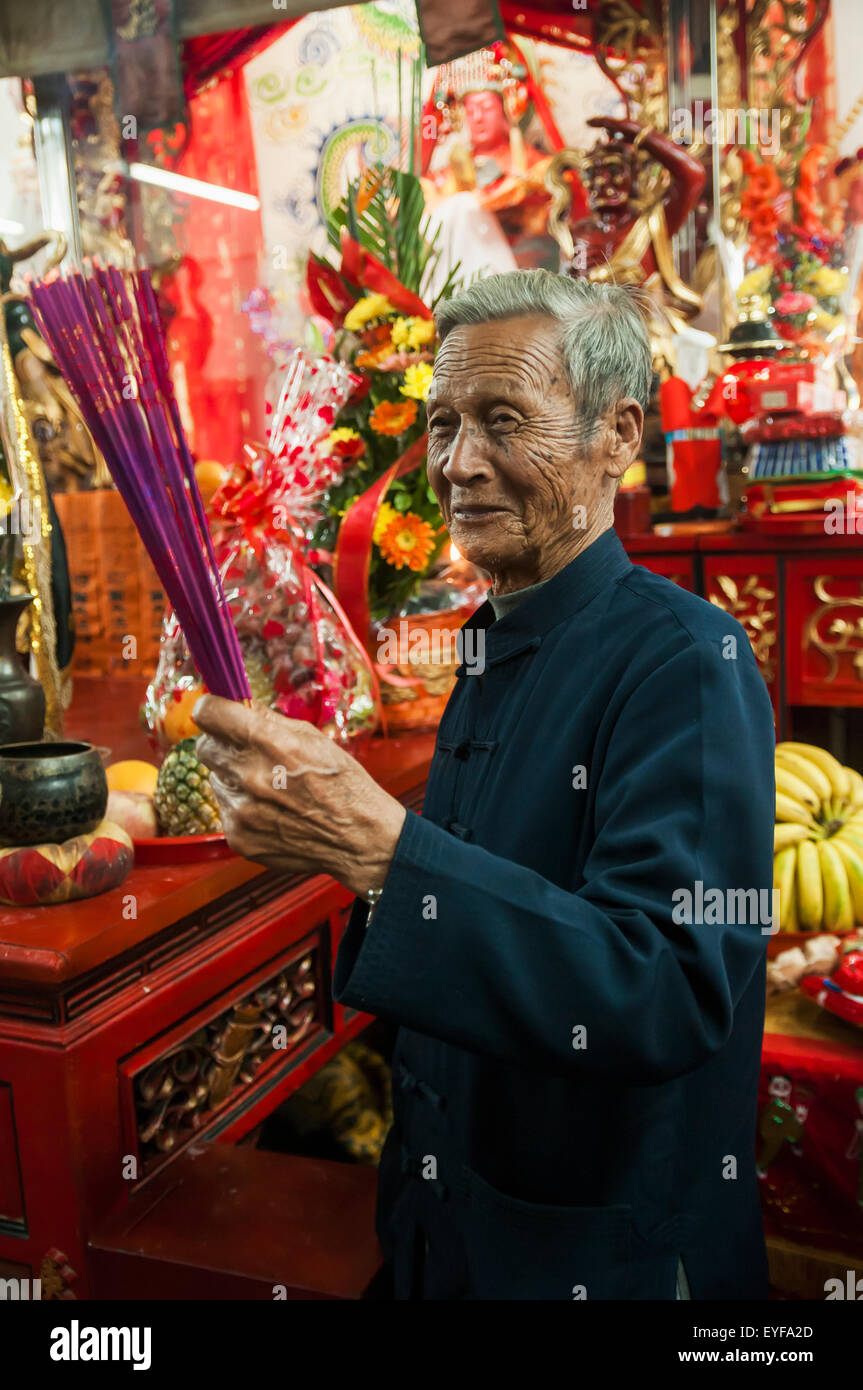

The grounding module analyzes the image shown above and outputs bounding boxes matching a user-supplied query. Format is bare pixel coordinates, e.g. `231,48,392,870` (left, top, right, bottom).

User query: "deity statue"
546,116,705,317
1,232,107,491
454,88,549,211
421,46,557,281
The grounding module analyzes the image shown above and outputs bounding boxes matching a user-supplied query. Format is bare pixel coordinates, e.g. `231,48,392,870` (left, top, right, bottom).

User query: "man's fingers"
250,704,324,768
194,694,319,767
193,694,257,744
197,734,291,810
195,732,238,778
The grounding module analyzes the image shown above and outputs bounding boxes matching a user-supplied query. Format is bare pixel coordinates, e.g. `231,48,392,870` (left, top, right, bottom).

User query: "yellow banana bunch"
773,845,798,931
795,839,823,931
773,742,863,932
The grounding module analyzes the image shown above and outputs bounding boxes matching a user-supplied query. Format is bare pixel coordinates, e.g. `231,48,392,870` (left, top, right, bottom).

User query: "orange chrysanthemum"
369,398,418,436
378,512,436,571
356,345,395,369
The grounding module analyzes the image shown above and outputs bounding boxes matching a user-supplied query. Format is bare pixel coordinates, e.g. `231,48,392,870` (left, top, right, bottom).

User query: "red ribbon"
332,433,429,650
339,230,434,321
307,232,434,331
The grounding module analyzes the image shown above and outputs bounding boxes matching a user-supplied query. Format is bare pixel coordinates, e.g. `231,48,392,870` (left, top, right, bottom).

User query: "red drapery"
182,20,300,96
157,68,266,464
178,0,608,92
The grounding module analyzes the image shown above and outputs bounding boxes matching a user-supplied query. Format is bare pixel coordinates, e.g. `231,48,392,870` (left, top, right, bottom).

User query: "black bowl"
718,318,783,357
0,741,108,847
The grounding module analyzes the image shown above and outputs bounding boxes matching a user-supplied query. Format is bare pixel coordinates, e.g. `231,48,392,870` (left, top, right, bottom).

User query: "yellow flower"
736,266,772,300
344,293,396,332
400,362,434,401
324,427,359,448
373,501,398,544
809,308,844,333
319,427,365,463
806,266,847,297
0,477,14,516
390,317,412,347
390,316,436,351
407,318,436,349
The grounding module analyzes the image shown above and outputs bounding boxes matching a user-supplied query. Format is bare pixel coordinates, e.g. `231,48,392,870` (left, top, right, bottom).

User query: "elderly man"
195,270,775,1302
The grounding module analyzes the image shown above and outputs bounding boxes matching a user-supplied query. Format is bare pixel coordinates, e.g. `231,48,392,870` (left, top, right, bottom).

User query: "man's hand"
193,696,406,898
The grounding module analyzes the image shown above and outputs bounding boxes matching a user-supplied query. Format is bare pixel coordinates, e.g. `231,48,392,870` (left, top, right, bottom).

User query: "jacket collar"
457,527,633,673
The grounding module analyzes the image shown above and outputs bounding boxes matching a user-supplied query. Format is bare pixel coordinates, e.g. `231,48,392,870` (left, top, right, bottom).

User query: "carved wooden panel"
703,555,780,715
786,557,863,706
127,943,322,1176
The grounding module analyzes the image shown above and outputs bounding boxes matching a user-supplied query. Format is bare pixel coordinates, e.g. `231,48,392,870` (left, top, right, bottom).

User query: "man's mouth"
451,504,510,524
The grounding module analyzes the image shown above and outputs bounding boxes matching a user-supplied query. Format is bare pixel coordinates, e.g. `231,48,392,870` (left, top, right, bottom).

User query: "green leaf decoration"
327,166,462,303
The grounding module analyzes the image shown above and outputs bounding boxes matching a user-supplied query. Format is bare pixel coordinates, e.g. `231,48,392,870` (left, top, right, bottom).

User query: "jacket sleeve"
333,635,775,1083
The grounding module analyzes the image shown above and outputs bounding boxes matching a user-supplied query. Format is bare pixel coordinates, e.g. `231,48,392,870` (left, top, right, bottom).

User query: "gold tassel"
0,302,62,737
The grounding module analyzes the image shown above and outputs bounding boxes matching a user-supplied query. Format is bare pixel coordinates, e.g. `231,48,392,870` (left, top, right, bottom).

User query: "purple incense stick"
29,266,250,700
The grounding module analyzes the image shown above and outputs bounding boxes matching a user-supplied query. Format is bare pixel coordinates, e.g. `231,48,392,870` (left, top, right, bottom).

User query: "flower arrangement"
739,151,783,264
305,166,462,622
736,224,848,351
736,147,850,356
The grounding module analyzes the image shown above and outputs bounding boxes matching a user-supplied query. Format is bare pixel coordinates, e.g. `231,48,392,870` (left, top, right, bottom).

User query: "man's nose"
441,426,495,486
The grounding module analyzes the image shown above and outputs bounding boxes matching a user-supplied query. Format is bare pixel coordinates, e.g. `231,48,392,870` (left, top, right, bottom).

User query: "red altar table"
759,990,863,1297
624,523,863,738
0,696,435,1300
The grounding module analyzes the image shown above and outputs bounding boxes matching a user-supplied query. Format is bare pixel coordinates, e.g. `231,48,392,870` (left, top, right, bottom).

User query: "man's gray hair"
434,270,653,434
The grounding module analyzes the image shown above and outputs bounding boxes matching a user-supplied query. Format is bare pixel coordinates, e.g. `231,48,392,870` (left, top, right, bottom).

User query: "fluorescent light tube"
128,163,260,211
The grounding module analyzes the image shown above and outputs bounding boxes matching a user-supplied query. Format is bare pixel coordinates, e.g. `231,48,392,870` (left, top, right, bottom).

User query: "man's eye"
429,417,455,433
490,412,519,430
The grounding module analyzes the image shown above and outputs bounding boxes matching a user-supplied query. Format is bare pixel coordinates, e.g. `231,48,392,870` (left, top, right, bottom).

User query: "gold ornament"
0,302,62,736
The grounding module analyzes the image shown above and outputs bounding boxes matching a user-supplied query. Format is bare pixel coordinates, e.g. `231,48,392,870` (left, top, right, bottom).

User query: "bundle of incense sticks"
28,263,250,702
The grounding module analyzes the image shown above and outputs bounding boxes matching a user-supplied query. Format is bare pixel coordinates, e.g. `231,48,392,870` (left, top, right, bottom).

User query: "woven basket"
378,606,473,733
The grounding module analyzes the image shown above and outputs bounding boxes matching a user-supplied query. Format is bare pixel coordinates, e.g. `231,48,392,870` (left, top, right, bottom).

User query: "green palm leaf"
327,167,462,302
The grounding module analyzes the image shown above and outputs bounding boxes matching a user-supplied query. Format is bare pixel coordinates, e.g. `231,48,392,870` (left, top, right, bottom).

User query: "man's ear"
603,397,644,480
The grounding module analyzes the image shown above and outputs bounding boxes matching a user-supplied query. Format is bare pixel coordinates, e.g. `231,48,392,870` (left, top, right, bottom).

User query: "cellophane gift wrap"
143,352,380,749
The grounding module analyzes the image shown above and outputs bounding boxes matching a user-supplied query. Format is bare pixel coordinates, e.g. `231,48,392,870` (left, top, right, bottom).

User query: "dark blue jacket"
334,527,775,1300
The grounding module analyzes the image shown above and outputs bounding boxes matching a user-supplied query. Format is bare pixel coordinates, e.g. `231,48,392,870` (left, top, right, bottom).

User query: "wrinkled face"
463,91,509,152
426,315,612,586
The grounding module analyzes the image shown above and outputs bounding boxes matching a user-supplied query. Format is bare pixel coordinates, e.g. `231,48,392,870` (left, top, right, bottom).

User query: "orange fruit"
163,686,203,744
194,460,228,502
106,759,159,795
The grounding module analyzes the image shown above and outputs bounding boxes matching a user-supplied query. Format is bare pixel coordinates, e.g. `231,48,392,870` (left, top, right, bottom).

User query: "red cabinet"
0,732,435,1299
624,527,863,735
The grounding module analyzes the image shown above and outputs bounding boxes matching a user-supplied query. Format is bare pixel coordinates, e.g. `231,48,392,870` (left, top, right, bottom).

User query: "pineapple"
154,738,223,837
